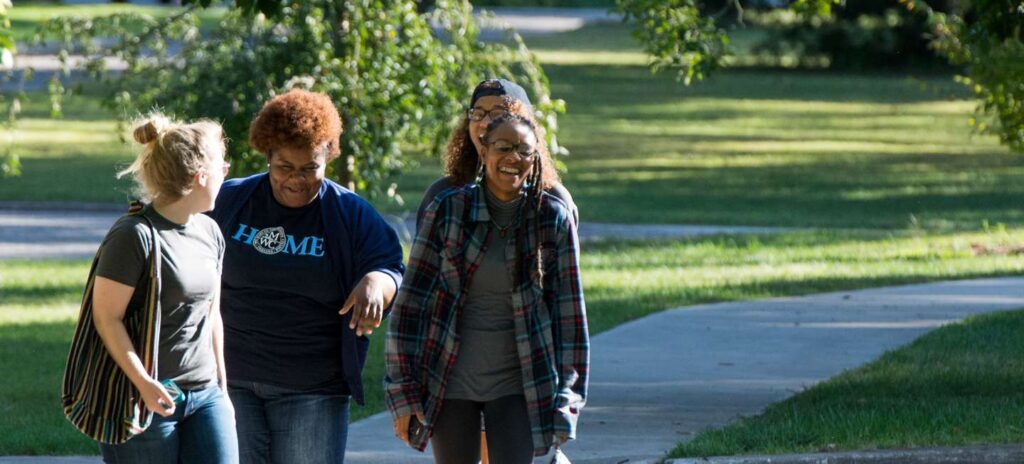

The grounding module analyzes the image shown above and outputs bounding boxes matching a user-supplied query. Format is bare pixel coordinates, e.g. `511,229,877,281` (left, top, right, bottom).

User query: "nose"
286,170,313,180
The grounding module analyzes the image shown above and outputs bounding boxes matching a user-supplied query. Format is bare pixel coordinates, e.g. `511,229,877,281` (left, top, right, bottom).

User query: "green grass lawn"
3,18,1023,457
670,308,1024,458
5,24,1016,230
3,228,1024,454
0,95,136,203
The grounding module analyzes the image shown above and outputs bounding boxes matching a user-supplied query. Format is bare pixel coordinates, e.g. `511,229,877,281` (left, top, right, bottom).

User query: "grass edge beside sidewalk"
5,229,1024,454
669,309,1024,459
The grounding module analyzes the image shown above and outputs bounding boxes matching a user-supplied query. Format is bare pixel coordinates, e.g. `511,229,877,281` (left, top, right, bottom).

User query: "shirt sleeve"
94,217,150,288
416,176,455,233
550,206,589,440
383,195,447,420
549,182,580,228
351,198,406,311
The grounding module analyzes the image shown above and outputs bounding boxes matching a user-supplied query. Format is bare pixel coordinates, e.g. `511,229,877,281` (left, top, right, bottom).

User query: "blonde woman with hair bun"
89,113,238,463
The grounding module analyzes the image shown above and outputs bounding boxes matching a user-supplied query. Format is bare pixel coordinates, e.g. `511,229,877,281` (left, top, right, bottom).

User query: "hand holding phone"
140,379,177,417
160,379,185,409
393,413,427,446
408,414,427,443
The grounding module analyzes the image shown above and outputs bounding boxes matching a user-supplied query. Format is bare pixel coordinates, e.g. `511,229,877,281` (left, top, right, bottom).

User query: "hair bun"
133,115,171,145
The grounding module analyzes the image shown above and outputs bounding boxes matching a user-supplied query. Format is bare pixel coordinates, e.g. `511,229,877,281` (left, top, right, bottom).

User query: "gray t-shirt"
95,205,224,390
446,190,524,401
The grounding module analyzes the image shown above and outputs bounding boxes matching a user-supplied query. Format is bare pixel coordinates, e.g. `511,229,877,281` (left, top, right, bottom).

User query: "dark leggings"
430,395,534,464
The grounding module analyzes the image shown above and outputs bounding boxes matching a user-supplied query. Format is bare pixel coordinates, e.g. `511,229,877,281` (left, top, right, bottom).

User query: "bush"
751,0,953,70
35,0,565,202
927,0,1024,154
467,0,616,6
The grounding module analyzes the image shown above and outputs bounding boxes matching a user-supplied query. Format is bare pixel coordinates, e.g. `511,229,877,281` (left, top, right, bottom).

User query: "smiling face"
468,96,509,154
480,121,537,202
267,145,326,208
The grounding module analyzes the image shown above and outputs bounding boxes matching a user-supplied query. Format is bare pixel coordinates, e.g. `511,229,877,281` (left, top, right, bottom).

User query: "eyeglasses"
467,107,509,122
488,141,538,161
269,163,320,179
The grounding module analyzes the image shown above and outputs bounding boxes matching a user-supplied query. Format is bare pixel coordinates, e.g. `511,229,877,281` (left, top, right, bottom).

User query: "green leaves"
1,0,18,177
791,0,842,18
0,0,12,59
36,0,563,201
614,0,729,85
921,0,1024,153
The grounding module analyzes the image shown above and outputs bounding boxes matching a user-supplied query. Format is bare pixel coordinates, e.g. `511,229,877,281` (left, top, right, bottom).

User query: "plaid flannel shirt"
384,184,589,456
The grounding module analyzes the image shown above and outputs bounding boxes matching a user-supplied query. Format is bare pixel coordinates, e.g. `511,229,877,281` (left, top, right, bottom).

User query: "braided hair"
481,113,548,288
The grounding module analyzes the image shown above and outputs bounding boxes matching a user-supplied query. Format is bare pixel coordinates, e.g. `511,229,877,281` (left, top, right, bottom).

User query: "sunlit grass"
3,10,1022,458
669,309,1024,458
1,93,151,203
6,23,1018,230
581,229,1024,333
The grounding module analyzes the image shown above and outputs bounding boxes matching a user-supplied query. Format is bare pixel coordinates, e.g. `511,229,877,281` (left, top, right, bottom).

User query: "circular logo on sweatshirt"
253,226,287,255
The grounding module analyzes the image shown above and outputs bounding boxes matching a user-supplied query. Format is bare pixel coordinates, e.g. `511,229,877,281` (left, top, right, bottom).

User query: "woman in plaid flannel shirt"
385,112,589,462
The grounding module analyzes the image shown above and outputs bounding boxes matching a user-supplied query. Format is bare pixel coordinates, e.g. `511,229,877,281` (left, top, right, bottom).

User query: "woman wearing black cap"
386,110,588,463
414,78,578,231
399,80,581,463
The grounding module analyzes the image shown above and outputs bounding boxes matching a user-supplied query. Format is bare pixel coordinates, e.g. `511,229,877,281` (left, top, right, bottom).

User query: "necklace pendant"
500,229,507,238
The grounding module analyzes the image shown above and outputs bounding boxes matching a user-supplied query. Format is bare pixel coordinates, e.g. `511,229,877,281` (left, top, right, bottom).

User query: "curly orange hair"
249,89,343,161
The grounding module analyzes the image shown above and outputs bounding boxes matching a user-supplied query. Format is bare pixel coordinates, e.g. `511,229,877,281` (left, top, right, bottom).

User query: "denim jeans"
229,380,350,464
99,386,239,464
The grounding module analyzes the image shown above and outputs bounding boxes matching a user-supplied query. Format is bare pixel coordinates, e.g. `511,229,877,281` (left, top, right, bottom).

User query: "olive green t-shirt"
446,189,524,401
95,205,224,390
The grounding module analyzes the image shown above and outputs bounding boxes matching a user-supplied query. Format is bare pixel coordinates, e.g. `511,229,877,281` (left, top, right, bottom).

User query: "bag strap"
128,200,162,379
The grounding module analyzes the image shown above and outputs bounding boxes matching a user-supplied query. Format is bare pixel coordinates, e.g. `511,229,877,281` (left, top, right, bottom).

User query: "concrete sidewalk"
0,206,784,259
4,277,1023,463
340,277,1024,463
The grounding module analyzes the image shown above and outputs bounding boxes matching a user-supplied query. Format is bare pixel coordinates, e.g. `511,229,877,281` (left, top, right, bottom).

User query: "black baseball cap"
470,78,532,110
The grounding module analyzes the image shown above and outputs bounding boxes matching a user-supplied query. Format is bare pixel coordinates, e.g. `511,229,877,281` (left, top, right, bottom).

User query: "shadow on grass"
546,65,969,106
565,152,1024,229
0,320,97,455
0,284,85,306
0,156,136,203
18,90,122,122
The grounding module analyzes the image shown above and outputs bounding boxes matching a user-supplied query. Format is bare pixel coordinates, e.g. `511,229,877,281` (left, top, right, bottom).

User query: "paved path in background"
3,278,1024,463
0,206,784,260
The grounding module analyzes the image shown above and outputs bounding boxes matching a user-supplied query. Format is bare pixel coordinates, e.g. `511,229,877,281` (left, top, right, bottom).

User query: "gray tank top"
445,188,524,401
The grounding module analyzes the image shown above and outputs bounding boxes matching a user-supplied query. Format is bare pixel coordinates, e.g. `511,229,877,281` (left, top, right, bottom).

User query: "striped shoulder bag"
61,202,162,444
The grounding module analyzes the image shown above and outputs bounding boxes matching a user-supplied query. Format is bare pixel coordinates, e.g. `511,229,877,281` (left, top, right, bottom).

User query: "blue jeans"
99,386,239,464
229,380,350,464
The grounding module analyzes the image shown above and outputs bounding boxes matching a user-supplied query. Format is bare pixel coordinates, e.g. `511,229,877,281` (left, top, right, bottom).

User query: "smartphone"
408,415,427,443
160,379,185,408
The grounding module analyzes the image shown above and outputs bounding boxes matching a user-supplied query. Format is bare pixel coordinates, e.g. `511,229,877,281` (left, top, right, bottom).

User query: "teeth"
499,167,520,175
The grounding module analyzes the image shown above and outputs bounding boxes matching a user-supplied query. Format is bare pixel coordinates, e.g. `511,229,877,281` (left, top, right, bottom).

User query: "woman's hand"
392,412,426,444
139,378,176,417
339,271,396,336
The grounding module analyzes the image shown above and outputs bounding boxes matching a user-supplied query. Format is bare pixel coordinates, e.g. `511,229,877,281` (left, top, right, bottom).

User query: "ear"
195,171,209,188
